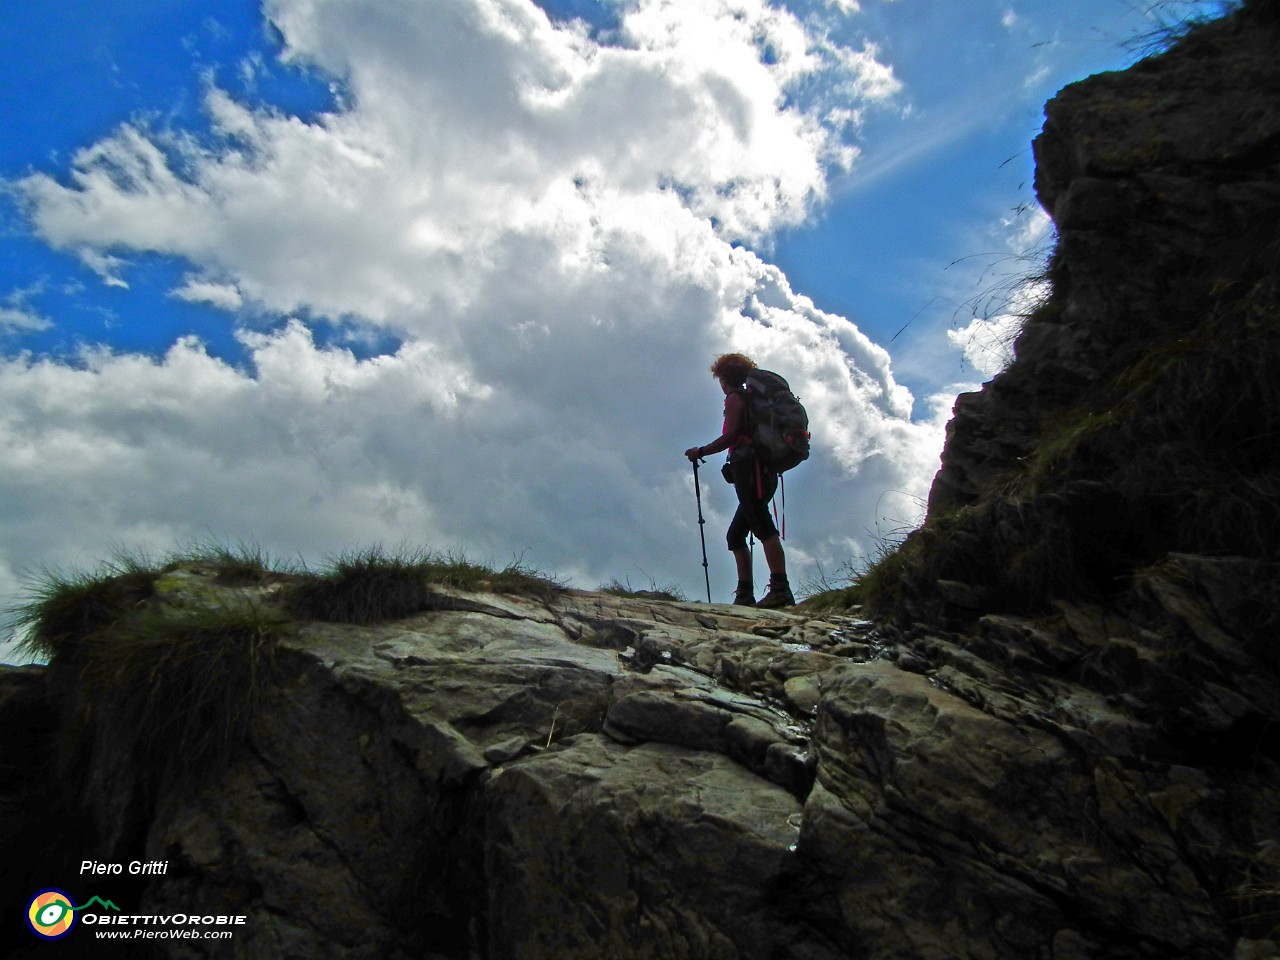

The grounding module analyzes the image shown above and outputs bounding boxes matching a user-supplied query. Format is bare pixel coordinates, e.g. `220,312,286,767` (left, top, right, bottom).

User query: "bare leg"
732,548,754,605
761,536,786,577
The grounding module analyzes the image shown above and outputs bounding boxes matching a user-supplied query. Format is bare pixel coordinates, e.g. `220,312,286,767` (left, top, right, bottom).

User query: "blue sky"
0,0,1226,658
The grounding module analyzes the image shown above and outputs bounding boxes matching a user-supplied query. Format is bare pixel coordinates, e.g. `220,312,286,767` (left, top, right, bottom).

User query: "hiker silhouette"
685,352,797,608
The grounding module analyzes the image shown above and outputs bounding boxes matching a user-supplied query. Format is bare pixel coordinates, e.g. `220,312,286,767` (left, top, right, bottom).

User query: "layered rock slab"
483,737,804,960
73,581,847,959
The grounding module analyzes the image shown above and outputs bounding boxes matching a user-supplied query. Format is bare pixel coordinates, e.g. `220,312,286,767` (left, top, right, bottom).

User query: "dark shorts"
726,457,778,550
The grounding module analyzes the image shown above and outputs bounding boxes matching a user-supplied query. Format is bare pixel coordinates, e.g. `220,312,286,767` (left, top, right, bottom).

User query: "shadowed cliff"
871,0,1280,624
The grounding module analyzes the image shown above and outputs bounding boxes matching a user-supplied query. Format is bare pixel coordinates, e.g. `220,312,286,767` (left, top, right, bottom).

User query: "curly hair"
710,352,757,384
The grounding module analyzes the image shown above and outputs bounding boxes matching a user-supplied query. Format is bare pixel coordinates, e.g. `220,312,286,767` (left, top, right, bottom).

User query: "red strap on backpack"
758,463,786,541
773,474,785,540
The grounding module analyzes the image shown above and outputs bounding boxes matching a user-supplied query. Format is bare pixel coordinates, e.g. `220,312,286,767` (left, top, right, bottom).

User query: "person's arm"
685,391,745,460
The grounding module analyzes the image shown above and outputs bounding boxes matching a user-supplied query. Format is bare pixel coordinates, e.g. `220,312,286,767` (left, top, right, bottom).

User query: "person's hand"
684,447,702,463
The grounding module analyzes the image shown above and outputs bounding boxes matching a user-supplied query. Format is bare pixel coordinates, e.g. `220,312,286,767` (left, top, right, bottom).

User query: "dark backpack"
743,369,810,472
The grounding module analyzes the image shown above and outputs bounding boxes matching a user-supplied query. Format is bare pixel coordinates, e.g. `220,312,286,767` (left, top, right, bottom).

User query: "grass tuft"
795,585,863,615
170,537,299,584
11,554,160,663
5,542,567,794
7,550,291,791
797,505,922,613
1122,1,1244,60
598,576,687,602
286,545,565,623
80,605,287,785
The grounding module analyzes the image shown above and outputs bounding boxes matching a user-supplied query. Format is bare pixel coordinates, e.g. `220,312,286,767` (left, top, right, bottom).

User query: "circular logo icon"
27,889,77,940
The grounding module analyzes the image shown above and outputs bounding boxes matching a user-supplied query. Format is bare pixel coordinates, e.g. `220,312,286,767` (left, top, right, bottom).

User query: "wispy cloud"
171,277,244,311
0,305,52,334
0,283,53,335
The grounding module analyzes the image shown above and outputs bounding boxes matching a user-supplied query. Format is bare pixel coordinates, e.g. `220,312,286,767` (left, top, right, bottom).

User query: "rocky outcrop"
916,0,1280,608
5,557,1278,958
847,1,1280,955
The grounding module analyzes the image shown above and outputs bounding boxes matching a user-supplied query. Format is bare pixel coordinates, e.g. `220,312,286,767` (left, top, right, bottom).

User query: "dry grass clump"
6,541,566,788
13,554,161,662
76,606,286,784
598,576,686,602
286,546,564,623
9,546,289,788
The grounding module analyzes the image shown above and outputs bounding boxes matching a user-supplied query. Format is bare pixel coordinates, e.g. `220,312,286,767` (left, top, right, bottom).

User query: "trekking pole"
692,459,712,603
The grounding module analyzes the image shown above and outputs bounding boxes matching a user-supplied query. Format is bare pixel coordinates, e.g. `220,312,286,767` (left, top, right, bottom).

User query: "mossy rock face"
868,3,1280,628
151,562,295,617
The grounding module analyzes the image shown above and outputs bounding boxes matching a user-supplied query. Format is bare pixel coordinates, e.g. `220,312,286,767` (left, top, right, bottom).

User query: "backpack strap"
778,474,786,540
729,387,754,455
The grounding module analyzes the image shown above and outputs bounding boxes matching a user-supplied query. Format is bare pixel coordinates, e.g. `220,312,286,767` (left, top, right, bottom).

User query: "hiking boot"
733,583,756,607
755,581,795,609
